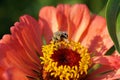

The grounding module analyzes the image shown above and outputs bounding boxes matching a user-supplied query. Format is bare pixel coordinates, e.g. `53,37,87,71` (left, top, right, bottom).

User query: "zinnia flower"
0,4,120,80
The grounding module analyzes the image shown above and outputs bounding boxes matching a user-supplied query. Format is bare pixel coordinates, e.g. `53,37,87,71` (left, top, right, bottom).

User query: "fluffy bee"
52,31,68,43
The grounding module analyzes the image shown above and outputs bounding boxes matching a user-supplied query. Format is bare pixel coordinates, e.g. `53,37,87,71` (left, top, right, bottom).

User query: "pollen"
40,41,92,80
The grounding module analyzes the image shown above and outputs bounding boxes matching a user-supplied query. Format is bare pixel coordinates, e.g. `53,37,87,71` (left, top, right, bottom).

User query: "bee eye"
62,33,68,38
65,33,68,37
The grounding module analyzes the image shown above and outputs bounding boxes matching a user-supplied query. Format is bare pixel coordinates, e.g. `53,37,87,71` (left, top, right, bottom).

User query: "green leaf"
116,12,120,48
106,0,120,53
105,45,115,55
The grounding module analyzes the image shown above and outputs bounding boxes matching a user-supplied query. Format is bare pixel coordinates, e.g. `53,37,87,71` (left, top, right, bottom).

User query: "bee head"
52,31,68,42
60,32,68,39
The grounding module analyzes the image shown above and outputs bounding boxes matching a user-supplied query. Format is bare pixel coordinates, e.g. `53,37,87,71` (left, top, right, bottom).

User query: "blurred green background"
0,0,108,38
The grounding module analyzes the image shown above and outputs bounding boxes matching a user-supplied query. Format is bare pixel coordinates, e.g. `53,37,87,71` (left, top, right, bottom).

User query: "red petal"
39,4,91,42
87,67,120,80
0,66,6,80
0,41,27,80
39,6,58,43
70,4,90,41
87,65,113,80
93,56,120,69
81,15,113,55
0,15,43,78
87,56,120,79
56,4,71,31
18,15,43,56
0,35,41,78
3,67,28,80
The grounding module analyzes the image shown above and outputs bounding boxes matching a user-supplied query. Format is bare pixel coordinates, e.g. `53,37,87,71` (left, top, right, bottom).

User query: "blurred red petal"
0,15,43,78
39,6,58,43
0,35,41,78
3,67,28,80
87,65,112,80
70,4,90,41
88,67,120,80
56,4,70,31
81,15,113,55
15,15,43,56
93,56,120,69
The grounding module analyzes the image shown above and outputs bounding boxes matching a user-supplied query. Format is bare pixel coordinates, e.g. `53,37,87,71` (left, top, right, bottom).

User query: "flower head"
41,39,91,80
0,4,120,80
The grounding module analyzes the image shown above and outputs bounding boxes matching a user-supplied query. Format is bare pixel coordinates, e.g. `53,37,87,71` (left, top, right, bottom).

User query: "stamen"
40,41,91,79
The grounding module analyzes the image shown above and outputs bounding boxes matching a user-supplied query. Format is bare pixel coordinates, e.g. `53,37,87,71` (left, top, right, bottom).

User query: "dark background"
0,0,108,38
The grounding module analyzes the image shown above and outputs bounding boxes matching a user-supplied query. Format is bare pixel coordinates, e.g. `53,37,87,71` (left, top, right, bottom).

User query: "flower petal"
87,67,120,80
0,66,6,80
18,15,43,56
87,65,113,80
70,4,90,41
56,4,71,31
3,67,28,80
0,15,43,78
0,43,27,80
81,15,113,55
39,4,91,42
87,56,120,79
0,35,41,78
93,56,120,69
39,6,58,43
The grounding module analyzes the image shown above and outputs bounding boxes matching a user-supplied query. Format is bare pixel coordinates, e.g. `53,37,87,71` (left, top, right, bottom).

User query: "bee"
52,31,68,43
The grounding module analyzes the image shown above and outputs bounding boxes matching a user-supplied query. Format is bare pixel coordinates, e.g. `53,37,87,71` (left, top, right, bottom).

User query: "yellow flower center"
40,41,91,80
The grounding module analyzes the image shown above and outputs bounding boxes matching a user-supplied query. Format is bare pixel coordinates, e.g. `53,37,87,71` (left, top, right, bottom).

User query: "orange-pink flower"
0,4,120,80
